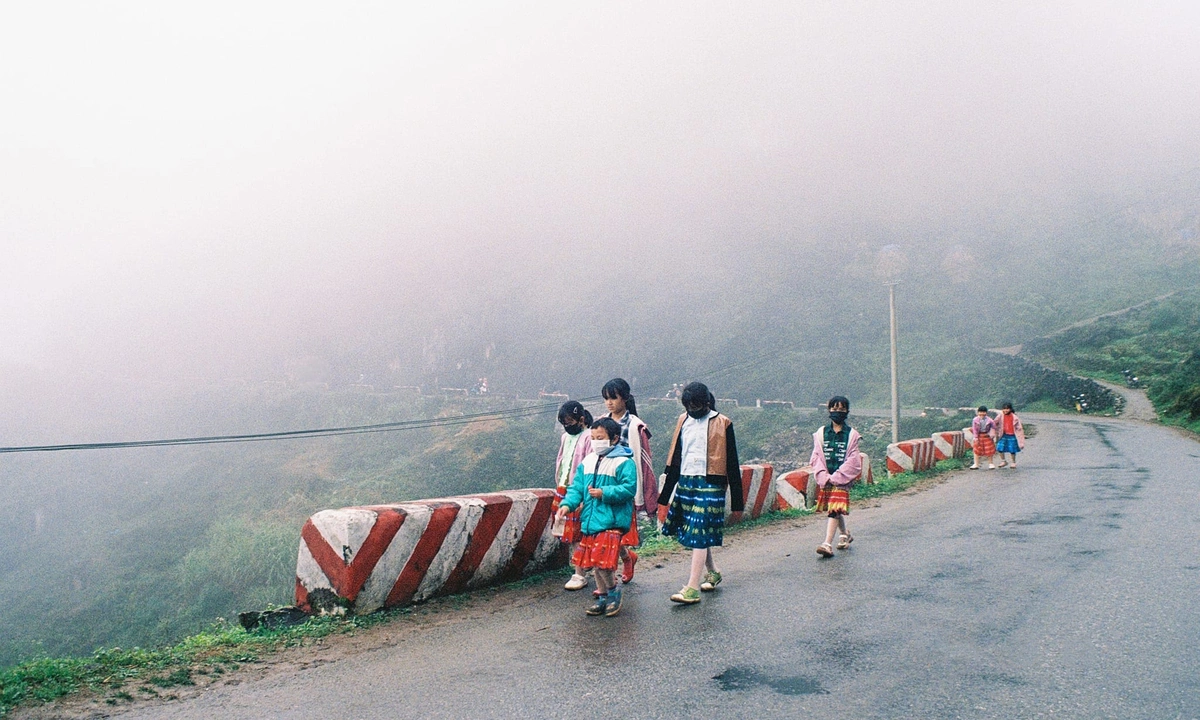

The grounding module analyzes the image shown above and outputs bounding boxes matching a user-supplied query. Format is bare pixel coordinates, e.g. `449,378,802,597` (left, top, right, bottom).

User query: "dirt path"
1094,378,1158,422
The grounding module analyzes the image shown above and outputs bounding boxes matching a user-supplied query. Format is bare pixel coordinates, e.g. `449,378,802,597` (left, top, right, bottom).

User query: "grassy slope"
1023,288,1200,432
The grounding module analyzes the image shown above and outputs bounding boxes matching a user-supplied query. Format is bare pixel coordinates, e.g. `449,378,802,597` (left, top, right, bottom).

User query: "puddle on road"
1003,514,1083,526
713,667,828,696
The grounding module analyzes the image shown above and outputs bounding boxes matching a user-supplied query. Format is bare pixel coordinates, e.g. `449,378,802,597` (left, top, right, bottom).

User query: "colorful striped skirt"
552,486,583,544
815,483,850,517
974,434,997,456
663,474,726,549
995,434,1021,454
572,529,623,570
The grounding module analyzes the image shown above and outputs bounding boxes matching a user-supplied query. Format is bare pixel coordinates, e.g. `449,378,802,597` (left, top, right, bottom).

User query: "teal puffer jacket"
562,445,637,535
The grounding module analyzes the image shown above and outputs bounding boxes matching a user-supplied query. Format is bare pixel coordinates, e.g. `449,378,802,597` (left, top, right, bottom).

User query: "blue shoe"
605,587,623,617
586,595,608,616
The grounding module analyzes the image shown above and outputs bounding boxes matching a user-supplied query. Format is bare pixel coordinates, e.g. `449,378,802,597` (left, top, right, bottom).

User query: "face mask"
563,423,584,435
591,438,611,452
829,411,848,425
687,407,709,419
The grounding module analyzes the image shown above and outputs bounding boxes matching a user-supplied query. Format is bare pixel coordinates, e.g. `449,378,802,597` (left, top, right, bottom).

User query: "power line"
0,397,600,455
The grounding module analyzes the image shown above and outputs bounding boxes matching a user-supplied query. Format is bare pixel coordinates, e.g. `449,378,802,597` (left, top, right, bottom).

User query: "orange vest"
666,413,733,477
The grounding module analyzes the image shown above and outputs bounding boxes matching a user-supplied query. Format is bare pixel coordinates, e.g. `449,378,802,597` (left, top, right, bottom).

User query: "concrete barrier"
774,467,813,511
859,452,874,485
887,439,936,476
962,427,975,447
732,464,775,520
931,431,966,460
295,489,563,614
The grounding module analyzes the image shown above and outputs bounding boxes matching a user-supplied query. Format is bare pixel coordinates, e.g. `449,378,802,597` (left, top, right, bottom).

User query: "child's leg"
971,452,980,468
686,548,707,590
986,453,996,468
704,548,718,574
837,514,848,537
823,517,839,546
594,569,614,595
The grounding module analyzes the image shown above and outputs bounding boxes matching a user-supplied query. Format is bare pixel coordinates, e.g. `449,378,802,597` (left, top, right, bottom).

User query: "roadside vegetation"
1023,288,1200,432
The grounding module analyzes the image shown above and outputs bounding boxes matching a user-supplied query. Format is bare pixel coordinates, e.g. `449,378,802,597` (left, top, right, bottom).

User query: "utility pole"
888,282,900,444
876,244,907,444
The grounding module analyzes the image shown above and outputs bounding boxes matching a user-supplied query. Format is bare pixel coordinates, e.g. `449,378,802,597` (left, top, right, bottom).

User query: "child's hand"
555,506,569,522
588,487,604,499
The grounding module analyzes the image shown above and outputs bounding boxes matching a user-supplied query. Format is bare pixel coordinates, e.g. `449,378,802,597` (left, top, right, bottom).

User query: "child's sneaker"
564,573,588,591
836,533,854,550
816,543,834,557
604,587,623,617
969,464,979,470
700,571,722,591
987,463,996,469
620,549,638,584
670,586,701,604
585,595,609,616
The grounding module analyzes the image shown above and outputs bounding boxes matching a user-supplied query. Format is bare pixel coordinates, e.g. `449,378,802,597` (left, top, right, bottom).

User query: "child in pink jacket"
812,396,863,558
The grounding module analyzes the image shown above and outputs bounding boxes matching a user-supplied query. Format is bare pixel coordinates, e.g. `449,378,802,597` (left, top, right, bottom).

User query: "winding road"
40,411,1200,720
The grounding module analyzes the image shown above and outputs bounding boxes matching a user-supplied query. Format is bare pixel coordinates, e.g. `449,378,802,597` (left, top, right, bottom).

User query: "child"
554,418,637,617
812,396,863,558
994,401,1025,468
552,401,593,591
970,405,997,470
659,382,743,604
600,378,658,584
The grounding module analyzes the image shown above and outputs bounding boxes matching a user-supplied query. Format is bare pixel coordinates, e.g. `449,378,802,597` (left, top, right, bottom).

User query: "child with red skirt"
552,401,593,591
554,417,637,617
813,396,863,558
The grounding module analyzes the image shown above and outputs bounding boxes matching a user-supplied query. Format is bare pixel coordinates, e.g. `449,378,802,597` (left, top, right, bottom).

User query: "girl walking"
554,418,637,617
600,378,658,583
994,402,1025,468
659,382,743,604
970,406,997,470
552,401,593,591
813,396,862,558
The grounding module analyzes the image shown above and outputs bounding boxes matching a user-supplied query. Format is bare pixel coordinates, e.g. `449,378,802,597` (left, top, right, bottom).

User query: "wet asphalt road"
118,417,1200,719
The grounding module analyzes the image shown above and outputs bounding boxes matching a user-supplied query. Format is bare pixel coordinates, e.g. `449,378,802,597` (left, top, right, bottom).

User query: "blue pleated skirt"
663,474,726,549
996,434,1021,454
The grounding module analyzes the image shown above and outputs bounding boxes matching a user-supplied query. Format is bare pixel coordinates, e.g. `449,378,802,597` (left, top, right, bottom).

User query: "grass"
0,454,968,717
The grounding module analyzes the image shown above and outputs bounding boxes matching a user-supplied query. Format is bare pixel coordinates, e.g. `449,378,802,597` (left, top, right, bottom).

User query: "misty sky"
3,1,1199,376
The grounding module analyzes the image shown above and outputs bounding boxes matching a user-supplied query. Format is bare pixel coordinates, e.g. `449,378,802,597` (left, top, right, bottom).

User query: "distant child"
552,401,593,591
600,378,658,584
812,396,863,558
970,406,997,470
659,382,743,604
554,417,637,617
994,402,1025,468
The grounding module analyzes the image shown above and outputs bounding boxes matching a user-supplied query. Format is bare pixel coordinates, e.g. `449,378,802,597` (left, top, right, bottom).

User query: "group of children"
969,403,1025,470
552,380,884,617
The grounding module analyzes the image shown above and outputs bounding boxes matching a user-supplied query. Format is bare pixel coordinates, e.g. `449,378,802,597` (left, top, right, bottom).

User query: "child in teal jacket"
555,417,637,617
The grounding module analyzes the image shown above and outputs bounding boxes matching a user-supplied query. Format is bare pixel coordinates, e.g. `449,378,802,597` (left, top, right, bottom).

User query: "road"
88,416,1200,719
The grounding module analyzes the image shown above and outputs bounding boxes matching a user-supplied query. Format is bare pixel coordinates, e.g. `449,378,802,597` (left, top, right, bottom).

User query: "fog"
3,0,1200,666
3,0,1198,398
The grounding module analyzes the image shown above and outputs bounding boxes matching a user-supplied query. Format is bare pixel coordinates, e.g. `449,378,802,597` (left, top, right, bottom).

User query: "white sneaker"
969,464,979,470
987,463,996,470
564,574,588,591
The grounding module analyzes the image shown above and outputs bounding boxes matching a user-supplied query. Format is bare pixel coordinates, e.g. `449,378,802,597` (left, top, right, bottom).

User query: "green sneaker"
700,571,722,592
586,595,609,616
670,586,701,604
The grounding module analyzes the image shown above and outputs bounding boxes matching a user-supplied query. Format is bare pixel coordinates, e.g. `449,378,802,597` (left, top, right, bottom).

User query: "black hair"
1001,401,1014,411
557,400,593,427
601,378,638,417
593,417,622,442
828,395,850,411
681,382,717,411
977,405,989,413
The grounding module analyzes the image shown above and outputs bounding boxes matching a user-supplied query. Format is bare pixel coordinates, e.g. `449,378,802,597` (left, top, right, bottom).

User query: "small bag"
550,511,567,537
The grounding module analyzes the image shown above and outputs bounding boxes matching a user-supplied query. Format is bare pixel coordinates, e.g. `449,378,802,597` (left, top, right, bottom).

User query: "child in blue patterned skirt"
658,382,743,604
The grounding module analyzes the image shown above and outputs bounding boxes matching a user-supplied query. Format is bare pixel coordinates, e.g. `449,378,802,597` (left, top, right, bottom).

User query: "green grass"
0,452,968,717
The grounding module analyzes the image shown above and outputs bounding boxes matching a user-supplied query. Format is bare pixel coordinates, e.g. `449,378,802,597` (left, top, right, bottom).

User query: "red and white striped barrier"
731,464,775,520
858,452,874,485
774,467,813,511
886,438,937,475
962,427,975,447
931,431,966,460
295,489,562,614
